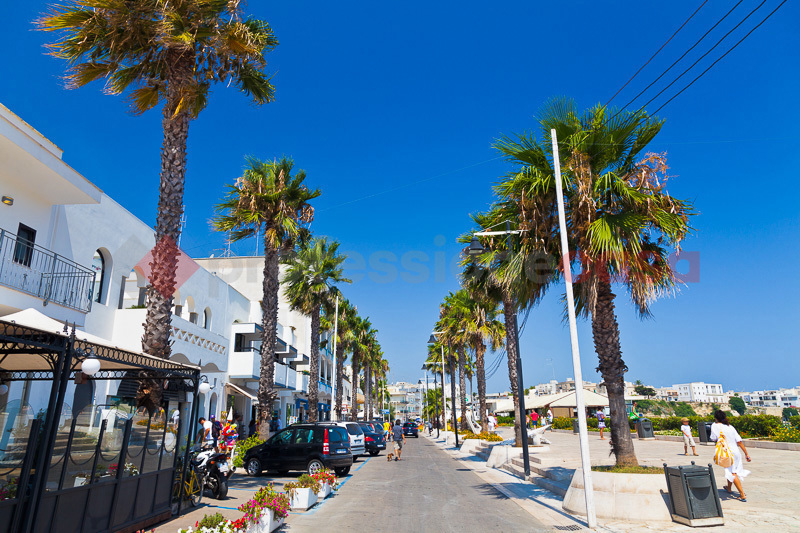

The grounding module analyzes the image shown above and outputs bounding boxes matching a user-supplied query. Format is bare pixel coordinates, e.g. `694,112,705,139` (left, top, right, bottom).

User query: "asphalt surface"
286,436,546,533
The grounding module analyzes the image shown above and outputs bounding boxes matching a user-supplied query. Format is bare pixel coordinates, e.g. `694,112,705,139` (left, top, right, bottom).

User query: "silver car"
332,422,366,458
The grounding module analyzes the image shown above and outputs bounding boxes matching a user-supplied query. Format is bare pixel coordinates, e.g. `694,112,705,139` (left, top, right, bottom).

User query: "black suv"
403,422,419,438
244,423,353,477
358,422,386,456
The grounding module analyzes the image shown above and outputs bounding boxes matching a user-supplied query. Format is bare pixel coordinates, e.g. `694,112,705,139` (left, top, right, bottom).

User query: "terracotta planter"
289,487,318,511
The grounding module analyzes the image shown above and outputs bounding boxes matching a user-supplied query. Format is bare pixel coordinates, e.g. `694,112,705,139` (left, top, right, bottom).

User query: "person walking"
196,417,212,448
546,406,553,430
681,417,699,456
383,419,392,439
531,411,539,428
391,419,405,461
710,410,751,502
596,409,607,440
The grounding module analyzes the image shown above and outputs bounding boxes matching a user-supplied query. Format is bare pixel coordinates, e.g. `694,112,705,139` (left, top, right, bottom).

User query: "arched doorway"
209,392,218,420
72,379,95,422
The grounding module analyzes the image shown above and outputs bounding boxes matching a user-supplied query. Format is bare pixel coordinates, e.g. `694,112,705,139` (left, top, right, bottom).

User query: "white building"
673,382,725,403
0,102,351,439
655,387,679,402
745,388,799,408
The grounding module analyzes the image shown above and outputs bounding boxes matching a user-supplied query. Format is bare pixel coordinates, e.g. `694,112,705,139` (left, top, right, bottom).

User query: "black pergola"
0,316,201,533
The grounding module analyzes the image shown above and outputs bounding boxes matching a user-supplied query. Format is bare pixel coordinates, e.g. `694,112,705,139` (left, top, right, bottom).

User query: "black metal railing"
0,228,96,312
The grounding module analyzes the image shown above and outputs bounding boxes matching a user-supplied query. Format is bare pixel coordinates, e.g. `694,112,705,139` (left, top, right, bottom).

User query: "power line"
653,0,788,114
637,0,769,113
618,0,746,112
605,0,709,107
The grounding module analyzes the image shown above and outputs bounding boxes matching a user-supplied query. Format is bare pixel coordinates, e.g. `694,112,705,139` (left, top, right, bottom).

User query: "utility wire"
637,0,768,113
653,0,789,114
619,0,745,112
605,0,708,106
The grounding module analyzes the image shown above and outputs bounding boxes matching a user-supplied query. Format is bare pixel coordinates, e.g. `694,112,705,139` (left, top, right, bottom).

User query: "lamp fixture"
198,375,212,394
468,236,484,256
81,353,101,376
1,196,13,206
0,383,8,395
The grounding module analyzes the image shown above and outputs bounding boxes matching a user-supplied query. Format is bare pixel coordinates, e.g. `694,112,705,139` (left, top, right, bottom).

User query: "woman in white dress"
710,410,752,502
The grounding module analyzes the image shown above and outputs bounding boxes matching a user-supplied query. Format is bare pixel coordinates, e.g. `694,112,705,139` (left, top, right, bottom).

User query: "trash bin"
663,462,724,526
636,418,655,439
572,418,579,434
697,421,712,444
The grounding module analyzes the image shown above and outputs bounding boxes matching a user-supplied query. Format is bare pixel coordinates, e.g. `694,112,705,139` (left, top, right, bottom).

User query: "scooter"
192,445,232,499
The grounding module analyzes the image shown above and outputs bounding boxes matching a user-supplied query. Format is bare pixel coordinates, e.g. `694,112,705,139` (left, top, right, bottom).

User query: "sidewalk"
427,429,800,532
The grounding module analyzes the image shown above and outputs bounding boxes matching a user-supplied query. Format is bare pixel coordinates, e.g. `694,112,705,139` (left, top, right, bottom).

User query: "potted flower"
284,474,320,511
310,468,338,499
238,485,290,532
0,477,19,501
109,462,140,477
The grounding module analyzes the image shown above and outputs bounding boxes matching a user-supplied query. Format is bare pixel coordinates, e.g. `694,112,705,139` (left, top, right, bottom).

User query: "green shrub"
729,414,781,438
552,417,573,430
233,435,264,468
497,416,515,425
198,512,227,528
772,426,800,443
673,402,697,417
789,416,800,429
782,407,799,419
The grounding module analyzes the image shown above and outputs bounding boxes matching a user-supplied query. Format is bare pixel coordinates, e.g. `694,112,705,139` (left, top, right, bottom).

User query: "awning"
525,390,609,409
0,308,199,379
226,382,257,402
295,398,309,408
317,402,330,412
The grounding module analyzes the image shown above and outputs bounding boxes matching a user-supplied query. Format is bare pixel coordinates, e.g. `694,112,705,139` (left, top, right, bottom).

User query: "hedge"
552,414,782,438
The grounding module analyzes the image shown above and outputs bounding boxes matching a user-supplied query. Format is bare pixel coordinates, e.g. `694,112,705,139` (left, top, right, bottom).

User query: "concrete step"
529,473,570,498
500,461,570,498
510,457,574,483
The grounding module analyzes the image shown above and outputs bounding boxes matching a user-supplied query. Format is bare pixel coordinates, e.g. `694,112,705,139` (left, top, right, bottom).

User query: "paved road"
285,436,547,533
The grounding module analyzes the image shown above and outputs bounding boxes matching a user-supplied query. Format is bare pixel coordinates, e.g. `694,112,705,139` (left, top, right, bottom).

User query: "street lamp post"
432,369,440,437
468,220,530,477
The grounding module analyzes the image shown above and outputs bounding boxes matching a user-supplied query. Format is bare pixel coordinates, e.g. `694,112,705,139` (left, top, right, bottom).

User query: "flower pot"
289,487,318,511
316,481,332,499
268,512,284,532
245,509,285,533
73,477,87,487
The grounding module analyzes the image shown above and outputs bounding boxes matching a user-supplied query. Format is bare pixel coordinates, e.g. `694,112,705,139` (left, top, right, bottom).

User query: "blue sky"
3,1,798,393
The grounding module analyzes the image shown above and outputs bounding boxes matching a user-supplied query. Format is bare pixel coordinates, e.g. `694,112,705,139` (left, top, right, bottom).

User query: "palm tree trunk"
593,278,638,466
139,108,190,414
257,243,280,440
458,347,468,430
365,365,371,420
502,291,523,447
350,353,359,421
334,342,345,420
475,344,488,433
308,304,322,423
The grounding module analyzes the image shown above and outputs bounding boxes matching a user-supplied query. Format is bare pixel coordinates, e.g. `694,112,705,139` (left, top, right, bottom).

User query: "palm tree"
329,298,356,420
214,158,319,438
423,347,447,429
495,98,694,465
462,198,556,445
283,238,350,423
439,291,471,430
39,1,278,413
349,316,372,421
456,290,505,433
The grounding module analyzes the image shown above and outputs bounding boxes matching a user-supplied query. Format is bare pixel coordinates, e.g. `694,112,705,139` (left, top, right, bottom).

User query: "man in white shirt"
197,417,213,447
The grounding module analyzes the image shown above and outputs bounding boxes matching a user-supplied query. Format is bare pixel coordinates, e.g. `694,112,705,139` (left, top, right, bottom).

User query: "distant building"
673,382,725,403
655,387,679,402
745,388,799,408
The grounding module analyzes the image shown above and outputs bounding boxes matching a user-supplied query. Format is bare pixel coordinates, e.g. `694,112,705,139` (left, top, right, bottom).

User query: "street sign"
381,409,389,414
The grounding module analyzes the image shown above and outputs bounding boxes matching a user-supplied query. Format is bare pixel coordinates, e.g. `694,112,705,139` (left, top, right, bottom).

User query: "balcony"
0,227,95,312
275,361,298,390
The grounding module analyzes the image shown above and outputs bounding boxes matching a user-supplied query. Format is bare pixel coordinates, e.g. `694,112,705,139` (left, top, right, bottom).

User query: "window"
13,224,36,266
269,429,294,446
203,308,212,330
174,305,183,317
294,428,312,444
327,428,343,443
189,312,199,324
345,423,363,436
91,250,105,304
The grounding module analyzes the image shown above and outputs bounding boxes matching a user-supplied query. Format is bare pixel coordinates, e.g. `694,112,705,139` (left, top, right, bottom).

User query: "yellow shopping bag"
713,434,734,468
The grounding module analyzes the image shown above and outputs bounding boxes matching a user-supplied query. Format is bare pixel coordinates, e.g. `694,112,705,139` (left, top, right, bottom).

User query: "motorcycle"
192,445,232,499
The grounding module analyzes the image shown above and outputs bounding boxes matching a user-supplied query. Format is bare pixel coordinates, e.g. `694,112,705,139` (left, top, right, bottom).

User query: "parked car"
358,422,386,456
243,423,352,477
331,421,366,457
403,422,419,438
